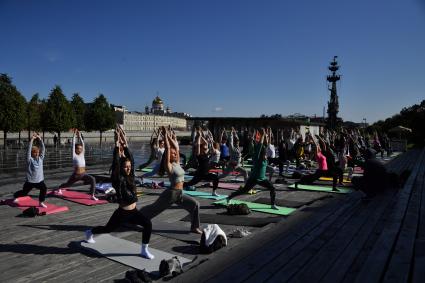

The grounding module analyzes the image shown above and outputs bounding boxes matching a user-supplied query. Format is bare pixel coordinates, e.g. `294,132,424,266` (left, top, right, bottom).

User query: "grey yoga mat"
80,234,191,273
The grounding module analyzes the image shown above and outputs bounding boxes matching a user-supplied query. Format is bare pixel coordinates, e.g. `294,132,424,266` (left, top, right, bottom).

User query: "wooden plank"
320,192,396,283
294,192,395,282
260,197,362,283
353,150,425,283
383,159,424,283
209,194,361,283
412,153,425,283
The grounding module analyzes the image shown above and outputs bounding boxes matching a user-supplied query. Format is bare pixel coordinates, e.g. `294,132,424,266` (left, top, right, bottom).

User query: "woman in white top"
56,129,97,200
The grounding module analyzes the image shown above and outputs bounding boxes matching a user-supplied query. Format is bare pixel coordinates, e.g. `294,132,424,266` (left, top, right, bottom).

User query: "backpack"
159,256,183,278
200,233,227,254
22,206,40,217
227,203,251,215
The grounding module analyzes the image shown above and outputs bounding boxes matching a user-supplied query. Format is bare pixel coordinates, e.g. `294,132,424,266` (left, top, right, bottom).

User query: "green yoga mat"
213,199,296,216
288,184,353,194
135,167,154,172
183,190,228,200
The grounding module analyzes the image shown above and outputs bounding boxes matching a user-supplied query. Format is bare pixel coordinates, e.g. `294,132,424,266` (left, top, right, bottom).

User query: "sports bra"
170,162,185,188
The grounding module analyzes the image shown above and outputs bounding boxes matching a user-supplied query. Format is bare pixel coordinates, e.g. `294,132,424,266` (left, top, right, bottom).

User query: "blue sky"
1,0,424,123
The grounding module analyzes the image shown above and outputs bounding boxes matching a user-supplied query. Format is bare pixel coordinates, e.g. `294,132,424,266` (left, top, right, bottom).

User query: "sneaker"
39,202,47,208
140,244,155,260
13,198,19,204
212,191,219,197
91,195,98,201
85,230,95,243
271,204,279,210
229,228,251,238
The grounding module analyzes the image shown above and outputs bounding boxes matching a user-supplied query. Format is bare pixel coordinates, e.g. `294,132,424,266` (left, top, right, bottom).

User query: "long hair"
120,157,136,192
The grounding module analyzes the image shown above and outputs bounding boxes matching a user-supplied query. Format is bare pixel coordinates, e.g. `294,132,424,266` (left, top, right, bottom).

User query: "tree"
27,93,42,140
71,93,86,130
44,85,74,143
85,94,115,146
0,74,27,148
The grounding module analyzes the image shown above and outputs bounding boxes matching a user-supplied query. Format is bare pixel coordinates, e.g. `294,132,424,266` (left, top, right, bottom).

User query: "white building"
114,96,189,131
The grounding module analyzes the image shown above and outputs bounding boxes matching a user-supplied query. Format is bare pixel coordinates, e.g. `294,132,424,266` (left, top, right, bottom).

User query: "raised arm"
72,130,76,158
27,135,35,162
37,135,45,159
77,130,85,154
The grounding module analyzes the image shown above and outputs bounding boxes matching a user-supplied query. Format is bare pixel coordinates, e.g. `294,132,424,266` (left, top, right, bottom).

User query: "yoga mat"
254,197,310,208
151,221,203,243
48,189,108,206
319,177,351,183
213,182,241,190
288,184,353,194
136,167,154,172
1,196,69,215
181,213,280,227
183,190,228,200
213,199,296,216
209,169,240,175
80,234,191,273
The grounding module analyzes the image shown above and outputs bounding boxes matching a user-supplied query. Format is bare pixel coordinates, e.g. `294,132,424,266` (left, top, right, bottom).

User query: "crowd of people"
12,124,397,260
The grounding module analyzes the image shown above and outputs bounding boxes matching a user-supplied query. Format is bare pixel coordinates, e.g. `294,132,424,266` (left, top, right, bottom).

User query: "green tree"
0,74,27,148
71,93,86,130
27,93,42,140
44,85,74,143
86,94,115,146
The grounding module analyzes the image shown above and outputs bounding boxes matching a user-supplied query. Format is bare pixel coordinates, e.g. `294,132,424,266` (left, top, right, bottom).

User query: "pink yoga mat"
210,182,241,190
209,169,240,175
1,196,69,215
48,189,108,206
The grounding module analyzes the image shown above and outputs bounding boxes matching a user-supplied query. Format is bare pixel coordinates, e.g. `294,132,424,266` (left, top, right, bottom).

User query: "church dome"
152,96,164,111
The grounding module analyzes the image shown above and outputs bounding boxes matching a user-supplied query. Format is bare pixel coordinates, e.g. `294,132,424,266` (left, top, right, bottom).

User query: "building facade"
113,96,189,131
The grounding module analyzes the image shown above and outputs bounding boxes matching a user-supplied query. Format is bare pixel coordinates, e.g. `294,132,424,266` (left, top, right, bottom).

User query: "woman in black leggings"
85,126,154,259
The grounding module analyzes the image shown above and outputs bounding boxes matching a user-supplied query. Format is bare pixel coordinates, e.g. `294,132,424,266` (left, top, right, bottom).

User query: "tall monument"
326,56,341,129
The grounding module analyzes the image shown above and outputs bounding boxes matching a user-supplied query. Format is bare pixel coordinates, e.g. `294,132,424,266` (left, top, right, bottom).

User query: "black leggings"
299,168,344,188
14,181,47,202
92,207,152,244
184,173,219,191
228,178,276,205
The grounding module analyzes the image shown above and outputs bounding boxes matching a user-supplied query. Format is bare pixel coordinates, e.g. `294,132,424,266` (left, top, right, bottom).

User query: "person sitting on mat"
55,129,97,200
351,148,390,199
295,135,342,191
13,133,48,208
140,126,202,234
86,126,154,259
227,128,279,210
183,128,220,196
218,127,248,182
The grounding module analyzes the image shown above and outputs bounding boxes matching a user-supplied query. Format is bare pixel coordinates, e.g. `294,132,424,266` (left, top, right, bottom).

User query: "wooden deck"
173,148,425,283
0,150,423,283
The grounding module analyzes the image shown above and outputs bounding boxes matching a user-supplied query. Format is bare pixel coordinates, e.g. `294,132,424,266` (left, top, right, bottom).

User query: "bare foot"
191,228,202,234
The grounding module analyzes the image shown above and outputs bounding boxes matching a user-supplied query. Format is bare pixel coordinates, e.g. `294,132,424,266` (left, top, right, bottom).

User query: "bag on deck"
22,206,42,217
227,203,251,215
200,224,228,254
159,256,183,278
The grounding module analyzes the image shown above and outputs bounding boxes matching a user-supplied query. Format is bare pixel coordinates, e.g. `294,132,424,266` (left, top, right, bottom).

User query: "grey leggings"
140,189,200,230
59,172,96,195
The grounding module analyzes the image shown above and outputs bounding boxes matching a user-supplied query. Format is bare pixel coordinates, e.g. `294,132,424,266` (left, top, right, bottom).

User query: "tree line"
0,74,115,147
371,99,425,146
